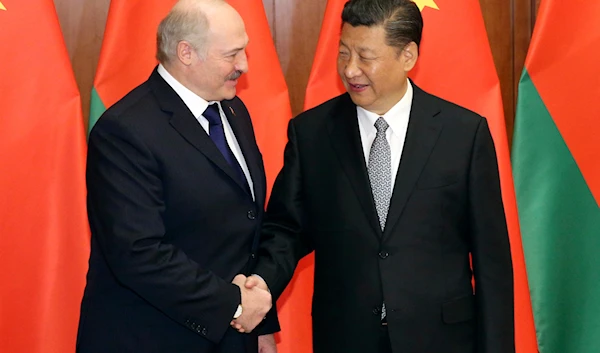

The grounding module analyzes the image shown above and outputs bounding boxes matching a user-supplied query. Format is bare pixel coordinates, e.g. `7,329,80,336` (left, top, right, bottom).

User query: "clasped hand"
230,274,271,333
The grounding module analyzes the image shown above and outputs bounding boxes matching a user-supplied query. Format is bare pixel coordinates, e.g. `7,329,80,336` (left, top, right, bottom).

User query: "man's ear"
177,41,195,66
402,41,419,71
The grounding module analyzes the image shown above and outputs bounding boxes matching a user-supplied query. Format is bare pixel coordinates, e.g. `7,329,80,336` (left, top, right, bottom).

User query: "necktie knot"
374,117,389,133
203,103,222,126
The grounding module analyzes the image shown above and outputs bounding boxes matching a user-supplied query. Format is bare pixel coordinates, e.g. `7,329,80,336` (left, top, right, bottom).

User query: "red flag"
302,1,538,352
0,1,90,352
90,0,291,193
227,0,292,194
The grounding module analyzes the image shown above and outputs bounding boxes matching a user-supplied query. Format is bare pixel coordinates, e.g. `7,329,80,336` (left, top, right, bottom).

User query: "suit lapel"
327,94,382,237
149,69,250,195
383,85,443,240
222,100,265,207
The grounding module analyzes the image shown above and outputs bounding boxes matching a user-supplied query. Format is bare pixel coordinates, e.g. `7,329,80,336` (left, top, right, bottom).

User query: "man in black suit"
239,0,514,352
76,1,278,352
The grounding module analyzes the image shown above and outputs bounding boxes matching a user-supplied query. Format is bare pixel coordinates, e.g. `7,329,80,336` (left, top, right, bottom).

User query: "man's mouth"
348,83,368,91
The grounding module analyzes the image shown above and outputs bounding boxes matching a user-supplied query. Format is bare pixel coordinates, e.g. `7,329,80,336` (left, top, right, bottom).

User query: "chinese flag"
297,1,538,353
0,1,89,352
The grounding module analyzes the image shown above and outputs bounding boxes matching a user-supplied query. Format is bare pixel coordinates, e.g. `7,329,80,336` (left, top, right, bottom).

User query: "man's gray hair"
156,0,223,64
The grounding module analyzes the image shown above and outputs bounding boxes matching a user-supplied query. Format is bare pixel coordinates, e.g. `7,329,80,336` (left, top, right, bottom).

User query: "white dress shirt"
157,64,254,200
357,79,414,192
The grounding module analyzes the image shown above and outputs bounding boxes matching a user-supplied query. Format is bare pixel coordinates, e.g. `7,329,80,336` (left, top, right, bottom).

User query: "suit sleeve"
253,119,313,299
87,116,240,343
255,307,280,335
468,118,515,353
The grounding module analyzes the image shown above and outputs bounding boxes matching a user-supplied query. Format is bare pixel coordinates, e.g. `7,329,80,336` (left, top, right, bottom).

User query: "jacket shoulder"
417,88,484,128
293,93,352,127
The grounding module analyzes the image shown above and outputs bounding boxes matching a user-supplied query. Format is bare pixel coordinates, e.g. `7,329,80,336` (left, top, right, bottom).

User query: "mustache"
226,70,243,81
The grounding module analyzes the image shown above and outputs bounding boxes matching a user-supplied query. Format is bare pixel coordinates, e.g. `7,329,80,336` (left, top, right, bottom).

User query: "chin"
221,90,236,100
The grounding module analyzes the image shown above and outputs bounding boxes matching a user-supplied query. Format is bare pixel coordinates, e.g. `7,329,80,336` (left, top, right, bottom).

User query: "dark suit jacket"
77,68,278,353
254,84,514,353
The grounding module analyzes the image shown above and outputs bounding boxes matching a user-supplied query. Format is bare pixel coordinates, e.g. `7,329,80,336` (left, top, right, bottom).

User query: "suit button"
251,253,256,259
379,251,389,259
191,323,197,329
247,210,256,220
201,327,208,336
372,307,380,315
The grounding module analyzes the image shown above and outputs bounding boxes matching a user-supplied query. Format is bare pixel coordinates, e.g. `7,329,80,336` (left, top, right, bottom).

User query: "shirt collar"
157,64,219,118
356,79,413,135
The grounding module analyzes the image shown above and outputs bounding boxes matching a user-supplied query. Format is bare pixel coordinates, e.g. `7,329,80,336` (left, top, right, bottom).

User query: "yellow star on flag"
413,0,439,11
0,2,6,11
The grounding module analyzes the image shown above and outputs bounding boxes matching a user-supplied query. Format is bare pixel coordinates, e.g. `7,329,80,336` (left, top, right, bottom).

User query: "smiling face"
185,6,249,101
337,23,417,115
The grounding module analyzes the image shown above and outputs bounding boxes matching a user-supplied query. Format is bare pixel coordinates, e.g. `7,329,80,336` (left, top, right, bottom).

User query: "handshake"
230,274,272,333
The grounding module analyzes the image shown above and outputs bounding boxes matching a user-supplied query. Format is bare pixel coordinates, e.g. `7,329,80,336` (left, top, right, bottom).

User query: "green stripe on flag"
512,70,600,353
89,87,106,135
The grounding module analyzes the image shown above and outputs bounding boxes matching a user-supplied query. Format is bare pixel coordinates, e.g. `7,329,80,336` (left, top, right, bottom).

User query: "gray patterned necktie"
368,117,392,231
368,117,391,321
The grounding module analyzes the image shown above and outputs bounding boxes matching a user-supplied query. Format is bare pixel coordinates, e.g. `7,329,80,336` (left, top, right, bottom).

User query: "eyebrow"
357,47,375,54
340,41,375,54
223,39,249,56
223,47,244,55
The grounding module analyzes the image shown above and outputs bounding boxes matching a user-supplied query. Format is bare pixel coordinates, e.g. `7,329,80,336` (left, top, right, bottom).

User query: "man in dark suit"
76,1,278,352
239,0,514,352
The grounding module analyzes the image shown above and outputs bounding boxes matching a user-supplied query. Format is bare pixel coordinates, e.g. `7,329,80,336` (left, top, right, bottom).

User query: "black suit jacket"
77,69,278,353
254,84,514,353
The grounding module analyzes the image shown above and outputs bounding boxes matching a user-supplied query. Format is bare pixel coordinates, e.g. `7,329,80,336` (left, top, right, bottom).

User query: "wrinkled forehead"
340,23,387,49
206,19,248,53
